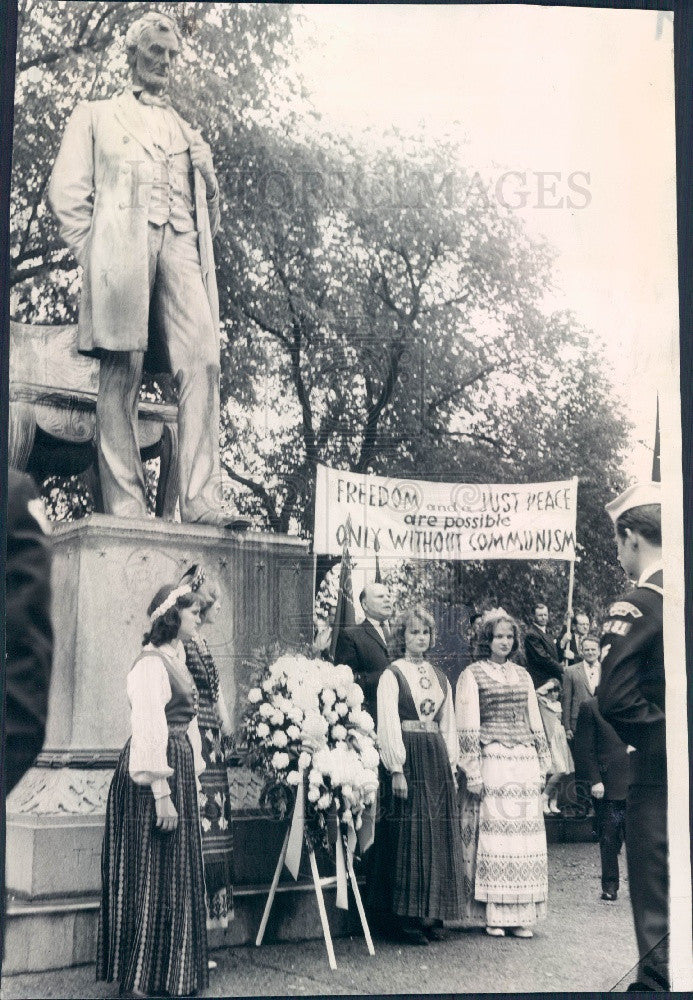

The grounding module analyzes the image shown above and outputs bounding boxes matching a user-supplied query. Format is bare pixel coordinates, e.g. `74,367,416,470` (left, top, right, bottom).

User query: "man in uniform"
3,468,53,960
3,468,53,794
48,12,248,529
597,482,668,991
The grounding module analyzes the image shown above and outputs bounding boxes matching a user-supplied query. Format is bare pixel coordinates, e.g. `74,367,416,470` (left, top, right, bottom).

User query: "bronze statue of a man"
48,12,248,530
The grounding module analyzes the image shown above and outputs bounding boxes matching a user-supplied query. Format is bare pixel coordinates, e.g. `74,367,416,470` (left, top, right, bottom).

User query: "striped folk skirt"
370,730,464,922
196,712,234,928
461,742,548,928
96,732,209,997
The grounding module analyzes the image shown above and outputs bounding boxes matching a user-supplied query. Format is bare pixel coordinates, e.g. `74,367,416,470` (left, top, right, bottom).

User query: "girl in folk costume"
455,608,551,938
179,565,235,932
96,583,208,999
535,676,574,815
373,605,464,945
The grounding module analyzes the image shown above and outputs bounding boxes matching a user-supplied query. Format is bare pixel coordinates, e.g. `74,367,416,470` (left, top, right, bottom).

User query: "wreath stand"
255,821,375,970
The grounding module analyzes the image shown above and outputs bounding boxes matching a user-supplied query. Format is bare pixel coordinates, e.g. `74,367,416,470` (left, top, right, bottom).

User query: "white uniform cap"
605,481,661,523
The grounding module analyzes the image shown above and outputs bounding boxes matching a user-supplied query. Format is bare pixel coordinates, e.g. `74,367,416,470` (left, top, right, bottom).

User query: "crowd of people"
333,481,667,991
3,468,667,996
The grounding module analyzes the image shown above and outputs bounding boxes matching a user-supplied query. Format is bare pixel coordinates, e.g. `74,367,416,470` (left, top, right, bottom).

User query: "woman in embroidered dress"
455,608,551,939
178,564,235,934
371,604,464,945
96,583,208,998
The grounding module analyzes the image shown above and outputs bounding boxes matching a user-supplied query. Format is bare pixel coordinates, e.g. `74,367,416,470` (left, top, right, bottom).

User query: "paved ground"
1,843,638,998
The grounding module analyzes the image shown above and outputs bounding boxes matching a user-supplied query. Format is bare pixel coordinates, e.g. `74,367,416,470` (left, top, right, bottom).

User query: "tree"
220,127,629,616
218,129,557,529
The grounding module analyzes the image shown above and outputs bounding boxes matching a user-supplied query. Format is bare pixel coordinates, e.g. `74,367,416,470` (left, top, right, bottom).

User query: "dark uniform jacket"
334,620,390,723
4,469,53,792
524,623,564,689
597,568,665,787
573,696,631,801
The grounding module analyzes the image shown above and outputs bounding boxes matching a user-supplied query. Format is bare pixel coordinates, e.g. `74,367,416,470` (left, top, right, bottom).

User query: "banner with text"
314,465,578,562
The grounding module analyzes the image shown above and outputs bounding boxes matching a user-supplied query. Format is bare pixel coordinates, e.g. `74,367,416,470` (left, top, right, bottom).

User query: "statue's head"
125,12,182,94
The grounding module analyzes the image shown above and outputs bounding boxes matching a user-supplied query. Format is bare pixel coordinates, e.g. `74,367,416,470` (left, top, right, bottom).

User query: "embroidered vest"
132,647,199,728
469,661,534,747
389,661,448,723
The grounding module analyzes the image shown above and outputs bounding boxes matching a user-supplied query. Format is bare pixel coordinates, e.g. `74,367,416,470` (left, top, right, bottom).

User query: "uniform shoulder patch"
602,619,632,638
608,601,643,619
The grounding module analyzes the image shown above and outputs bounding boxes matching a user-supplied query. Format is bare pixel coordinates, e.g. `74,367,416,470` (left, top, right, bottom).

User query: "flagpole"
563,476,578,662
329,515,355,662
652,394,661,482
566,557,576,636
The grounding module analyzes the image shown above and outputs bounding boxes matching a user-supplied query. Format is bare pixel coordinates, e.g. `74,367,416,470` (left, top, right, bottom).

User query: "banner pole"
566,558,576,627
562,476,579,663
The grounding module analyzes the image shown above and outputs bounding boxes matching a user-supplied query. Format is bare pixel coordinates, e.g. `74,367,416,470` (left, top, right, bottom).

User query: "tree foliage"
10,2,632,616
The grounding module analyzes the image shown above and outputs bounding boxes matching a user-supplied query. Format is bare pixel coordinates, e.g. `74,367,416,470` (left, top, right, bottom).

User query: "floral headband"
150,584,192,622
478,607,513,629
179,563,206,593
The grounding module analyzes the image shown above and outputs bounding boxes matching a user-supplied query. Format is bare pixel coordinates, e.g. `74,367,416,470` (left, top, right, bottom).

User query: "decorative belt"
401,720,439,733
168,722,190,735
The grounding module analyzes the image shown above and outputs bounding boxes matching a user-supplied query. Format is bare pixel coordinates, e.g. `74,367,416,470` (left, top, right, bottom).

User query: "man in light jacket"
48,11,248,529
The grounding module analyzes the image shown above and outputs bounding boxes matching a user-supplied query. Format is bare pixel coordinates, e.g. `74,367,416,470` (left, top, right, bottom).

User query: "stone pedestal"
5,514,321,973
39,514,313,753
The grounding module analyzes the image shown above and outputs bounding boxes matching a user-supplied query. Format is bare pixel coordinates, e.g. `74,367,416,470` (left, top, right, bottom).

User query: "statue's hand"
189,134,217,194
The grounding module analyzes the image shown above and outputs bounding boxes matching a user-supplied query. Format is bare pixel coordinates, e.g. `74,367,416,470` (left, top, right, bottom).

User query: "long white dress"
455,659,551,928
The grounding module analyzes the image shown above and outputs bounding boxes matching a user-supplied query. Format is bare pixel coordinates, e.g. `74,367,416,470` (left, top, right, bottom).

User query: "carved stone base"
5,767,114,899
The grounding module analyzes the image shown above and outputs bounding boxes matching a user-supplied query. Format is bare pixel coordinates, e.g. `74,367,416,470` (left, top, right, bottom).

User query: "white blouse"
377,659,459,775
126,641,205,800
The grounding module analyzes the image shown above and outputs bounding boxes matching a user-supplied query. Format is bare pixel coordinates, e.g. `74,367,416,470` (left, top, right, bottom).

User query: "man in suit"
597,482,667,991
562,633,602,816
562,633,602,740
573,697,630,901
334,582,393,938
334,582,393,723
523,602,564,690
48,12,248,530
556,610,591,666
